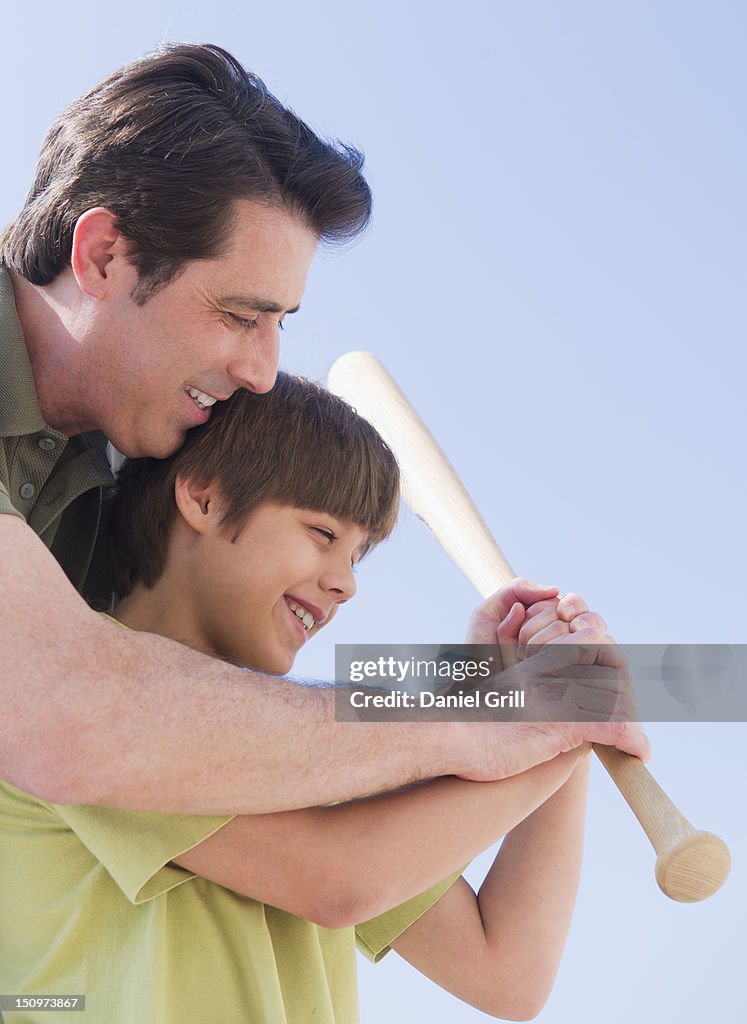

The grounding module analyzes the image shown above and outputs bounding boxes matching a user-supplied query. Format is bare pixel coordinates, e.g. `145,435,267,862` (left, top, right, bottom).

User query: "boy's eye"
313,527,336,543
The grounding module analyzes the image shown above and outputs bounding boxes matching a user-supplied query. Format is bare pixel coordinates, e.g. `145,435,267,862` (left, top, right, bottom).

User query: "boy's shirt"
0,778,459,1024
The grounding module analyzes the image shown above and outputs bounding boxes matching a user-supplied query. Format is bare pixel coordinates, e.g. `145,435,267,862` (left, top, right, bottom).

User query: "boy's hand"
461,578,648,771
467,579,607,664
467,579,559,664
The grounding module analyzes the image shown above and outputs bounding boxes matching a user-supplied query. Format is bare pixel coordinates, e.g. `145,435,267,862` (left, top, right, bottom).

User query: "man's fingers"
579,720,650,762
564,682,628,718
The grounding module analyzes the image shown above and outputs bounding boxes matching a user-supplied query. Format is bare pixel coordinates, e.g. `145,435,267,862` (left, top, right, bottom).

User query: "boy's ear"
174,475,221,536
70,207,132,300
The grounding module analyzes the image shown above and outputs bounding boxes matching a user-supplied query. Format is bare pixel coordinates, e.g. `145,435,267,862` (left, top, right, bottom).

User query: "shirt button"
20,483,35,500
38,436,56,451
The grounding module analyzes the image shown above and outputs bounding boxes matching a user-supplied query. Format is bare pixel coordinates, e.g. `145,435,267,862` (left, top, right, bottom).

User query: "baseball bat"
328,350,730,902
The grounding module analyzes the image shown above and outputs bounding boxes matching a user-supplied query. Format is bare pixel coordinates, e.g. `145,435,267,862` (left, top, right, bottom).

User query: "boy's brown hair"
110,374,400,597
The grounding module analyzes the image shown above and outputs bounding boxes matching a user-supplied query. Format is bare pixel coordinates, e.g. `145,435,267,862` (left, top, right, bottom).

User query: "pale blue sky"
1,2,744,1020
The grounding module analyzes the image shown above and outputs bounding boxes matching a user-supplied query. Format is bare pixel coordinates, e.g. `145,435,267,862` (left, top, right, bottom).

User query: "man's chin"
113,428,187,461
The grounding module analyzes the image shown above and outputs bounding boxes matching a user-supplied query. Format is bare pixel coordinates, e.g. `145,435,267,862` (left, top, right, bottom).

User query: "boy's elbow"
484,985,552,1021
471,968,552,1022
302,876,387,931
478,996,546,1022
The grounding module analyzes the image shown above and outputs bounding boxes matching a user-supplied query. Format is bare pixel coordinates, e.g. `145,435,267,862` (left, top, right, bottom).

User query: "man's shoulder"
0,266,48,437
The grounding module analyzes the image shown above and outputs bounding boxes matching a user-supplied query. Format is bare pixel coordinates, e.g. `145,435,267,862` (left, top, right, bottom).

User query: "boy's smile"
286,596,326,635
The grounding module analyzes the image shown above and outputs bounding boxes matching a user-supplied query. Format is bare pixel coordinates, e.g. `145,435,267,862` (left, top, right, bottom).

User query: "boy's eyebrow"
220,294,301,315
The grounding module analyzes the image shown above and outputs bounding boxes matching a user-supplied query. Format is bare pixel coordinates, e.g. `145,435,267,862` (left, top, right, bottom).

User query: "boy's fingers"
523,620,573,653
523,597,560,621
569,611,608,634
511,579,559,605
557,592,588,621
496,602,525,644
469,580,560,642
518,605,568,644
472,579,546,625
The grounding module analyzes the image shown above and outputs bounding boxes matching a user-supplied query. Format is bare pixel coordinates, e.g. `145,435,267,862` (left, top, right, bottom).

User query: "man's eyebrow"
219,295,301,315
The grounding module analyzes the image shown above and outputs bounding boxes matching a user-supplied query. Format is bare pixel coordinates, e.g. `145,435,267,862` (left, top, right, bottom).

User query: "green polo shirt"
0,267,115,600
0,777,460,1023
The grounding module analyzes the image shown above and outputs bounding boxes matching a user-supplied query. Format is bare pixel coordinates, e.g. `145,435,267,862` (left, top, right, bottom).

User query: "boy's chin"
235,650,295,678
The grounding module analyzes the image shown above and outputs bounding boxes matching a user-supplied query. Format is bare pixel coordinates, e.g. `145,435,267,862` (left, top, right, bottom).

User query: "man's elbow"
3,754,111,807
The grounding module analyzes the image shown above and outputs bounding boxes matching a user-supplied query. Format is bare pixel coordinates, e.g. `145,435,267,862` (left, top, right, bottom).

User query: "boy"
0,374,611,1022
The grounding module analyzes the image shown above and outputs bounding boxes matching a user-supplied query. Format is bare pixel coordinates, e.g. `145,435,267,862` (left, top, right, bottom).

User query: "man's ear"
174,475,222,536
70,207,133,299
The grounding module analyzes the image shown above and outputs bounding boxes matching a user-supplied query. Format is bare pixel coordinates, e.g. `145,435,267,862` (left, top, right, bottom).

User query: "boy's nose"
322,564,357,603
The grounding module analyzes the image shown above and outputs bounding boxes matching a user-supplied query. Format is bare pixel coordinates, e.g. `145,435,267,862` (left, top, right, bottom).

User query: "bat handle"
592,744,730,901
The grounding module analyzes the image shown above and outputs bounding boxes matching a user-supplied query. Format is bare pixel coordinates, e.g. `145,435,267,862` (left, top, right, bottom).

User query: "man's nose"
226,325,279,394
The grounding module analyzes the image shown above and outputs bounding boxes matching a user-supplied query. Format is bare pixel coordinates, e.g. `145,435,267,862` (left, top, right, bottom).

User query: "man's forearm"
2,517,648,813
6,615,458,812
0,517,455,812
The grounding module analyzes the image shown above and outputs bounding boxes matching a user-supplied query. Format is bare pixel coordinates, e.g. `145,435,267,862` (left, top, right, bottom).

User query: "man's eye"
229,313,260,330
229,313,285,332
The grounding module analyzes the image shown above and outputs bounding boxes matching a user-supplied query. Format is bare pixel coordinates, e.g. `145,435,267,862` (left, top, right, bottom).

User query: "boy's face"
185,500,367,675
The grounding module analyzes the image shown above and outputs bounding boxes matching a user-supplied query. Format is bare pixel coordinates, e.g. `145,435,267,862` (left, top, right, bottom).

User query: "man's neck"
8,268,97,436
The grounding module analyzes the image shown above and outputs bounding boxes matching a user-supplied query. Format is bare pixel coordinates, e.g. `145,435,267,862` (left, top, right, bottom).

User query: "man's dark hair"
109,374,400,598
1,43,371,302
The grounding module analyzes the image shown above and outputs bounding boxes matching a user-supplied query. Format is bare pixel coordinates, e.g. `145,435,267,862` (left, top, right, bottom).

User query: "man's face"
85,200,318,458
182,501,367,675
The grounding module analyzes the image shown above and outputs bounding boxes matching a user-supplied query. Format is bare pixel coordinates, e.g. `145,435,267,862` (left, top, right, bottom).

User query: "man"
0,42,647,815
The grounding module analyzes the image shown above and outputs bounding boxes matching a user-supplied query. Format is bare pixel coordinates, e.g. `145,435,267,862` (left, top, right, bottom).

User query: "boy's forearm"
475,755,592,1015
314,749,583,916
174,747,583,927
390,755,591,1020
479,754,590,921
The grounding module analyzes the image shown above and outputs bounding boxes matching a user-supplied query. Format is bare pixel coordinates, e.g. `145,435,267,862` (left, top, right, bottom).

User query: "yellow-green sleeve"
355,870,463,963
52,802,234,904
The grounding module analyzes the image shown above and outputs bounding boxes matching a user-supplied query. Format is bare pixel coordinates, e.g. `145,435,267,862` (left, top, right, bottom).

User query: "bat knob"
655,831,731,902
